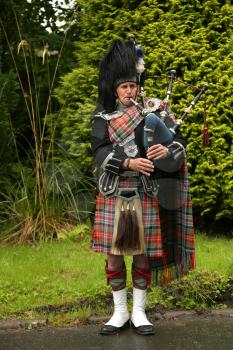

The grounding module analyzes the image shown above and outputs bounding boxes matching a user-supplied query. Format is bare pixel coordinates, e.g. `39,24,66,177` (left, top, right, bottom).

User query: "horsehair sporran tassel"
130,203,140,250
115,203,126,249
115,201,132,250
123,202,134,249
115,200,140,251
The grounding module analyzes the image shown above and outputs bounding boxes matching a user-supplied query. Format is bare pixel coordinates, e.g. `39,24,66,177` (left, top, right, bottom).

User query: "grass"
0,235,104,317
195,232,233,274
0,229,232,325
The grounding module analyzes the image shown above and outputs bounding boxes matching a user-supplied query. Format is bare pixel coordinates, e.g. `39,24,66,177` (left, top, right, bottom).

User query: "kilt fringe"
151,251,196,286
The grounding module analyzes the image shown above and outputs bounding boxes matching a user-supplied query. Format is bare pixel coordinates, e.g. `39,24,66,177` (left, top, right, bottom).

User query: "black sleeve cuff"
167,141,185,159
91,115,128,173
105,157,123,175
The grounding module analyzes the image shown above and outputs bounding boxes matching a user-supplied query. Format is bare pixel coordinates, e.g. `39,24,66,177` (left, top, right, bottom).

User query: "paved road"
0,316,233,350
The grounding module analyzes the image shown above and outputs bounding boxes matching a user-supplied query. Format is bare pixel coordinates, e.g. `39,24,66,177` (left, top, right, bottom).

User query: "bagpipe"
128,34,208,173
131,69,208,172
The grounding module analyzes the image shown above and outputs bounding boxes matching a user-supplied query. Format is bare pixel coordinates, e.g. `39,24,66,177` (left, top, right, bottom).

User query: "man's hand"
129,158,154,176
147,144,169,160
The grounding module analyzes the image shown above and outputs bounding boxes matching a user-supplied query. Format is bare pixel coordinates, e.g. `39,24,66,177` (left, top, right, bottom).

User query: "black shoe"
131,321,155,335
100,319,130,335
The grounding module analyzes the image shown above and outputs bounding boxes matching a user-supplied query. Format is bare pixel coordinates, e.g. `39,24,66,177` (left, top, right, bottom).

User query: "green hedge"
51,0,233,231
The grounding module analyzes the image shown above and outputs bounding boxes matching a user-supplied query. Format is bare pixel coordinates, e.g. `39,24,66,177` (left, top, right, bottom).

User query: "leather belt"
120,171,140,177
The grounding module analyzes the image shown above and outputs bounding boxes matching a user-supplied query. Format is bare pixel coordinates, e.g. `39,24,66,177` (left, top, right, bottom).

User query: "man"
91,39,195,335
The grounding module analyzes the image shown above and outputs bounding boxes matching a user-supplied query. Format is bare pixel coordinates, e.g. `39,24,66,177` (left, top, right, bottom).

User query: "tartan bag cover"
92,105,195,286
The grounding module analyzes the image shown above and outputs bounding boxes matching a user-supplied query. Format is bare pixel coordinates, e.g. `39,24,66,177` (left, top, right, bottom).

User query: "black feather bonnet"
98,39,143,113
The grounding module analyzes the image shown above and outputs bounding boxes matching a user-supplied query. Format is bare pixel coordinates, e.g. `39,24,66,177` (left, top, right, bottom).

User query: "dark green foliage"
160,272,233,310
47,66,98,176
0,0,79,159
52,0,233,230
0,1,87,240
0,71,19,164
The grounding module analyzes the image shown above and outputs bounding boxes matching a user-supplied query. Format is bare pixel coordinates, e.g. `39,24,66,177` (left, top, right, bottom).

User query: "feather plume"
98,39,139,112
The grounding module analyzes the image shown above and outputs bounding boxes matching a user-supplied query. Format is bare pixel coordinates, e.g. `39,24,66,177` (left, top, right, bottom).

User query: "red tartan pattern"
92,175,163,257
92,167,196,286
106,263,126,291
150,163,195,285
132,265,152,289
108,106,143,144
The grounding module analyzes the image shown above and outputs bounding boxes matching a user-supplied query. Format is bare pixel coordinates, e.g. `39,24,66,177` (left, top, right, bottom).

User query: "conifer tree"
53,0,233,231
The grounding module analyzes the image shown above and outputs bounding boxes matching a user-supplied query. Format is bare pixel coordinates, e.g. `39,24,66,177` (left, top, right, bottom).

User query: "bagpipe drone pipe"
130,70,208,173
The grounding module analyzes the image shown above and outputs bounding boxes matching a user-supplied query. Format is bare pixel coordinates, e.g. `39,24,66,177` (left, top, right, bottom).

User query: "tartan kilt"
91,166,195,286
92,174,163,257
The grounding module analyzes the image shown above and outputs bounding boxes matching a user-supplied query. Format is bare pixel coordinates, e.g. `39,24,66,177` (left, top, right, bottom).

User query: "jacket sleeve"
165,129,187,158
91,115,128,175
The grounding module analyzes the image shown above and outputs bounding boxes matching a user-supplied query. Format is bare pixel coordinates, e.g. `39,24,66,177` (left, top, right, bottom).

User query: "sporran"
111,188,144,255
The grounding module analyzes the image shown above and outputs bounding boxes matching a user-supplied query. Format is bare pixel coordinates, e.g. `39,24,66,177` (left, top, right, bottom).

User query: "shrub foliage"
53,0,233,230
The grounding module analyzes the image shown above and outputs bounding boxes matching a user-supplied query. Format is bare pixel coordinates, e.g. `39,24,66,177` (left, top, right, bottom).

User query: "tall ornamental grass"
0,11,95,243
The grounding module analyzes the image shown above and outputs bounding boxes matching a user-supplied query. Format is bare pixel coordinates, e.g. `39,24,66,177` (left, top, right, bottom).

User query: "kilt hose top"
91,105,195,286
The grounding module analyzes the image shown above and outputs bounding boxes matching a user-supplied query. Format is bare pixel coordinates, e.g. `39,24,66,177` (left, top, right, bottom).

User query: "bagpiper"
91,38,195,336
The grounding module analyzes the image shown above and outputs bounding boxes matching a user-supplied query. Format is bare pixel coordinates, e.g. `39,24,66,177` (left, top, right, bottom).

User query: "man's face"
115,82,139,106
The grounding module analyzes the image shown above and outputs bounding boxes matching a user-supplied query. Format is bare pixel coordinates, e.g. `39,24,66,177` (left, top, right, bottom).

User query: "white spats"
131,287,153,327
105,288,129,327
